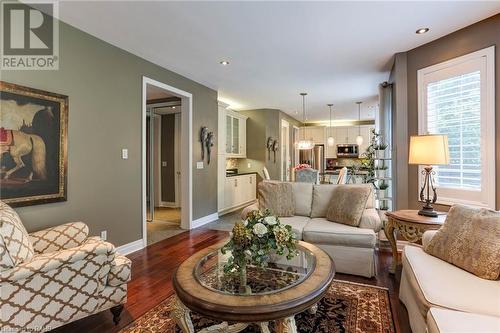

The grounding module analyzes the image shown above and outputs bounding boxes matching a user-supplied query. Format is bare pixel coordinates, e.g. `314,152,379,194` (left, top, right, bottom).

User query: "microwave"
337,144,359,157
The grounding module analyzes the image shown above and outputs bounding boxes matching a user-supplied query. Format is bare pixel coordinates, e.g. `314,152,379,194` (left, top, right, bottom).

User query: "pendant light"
327,104,335,147
296,93,315,150
355,101,364,146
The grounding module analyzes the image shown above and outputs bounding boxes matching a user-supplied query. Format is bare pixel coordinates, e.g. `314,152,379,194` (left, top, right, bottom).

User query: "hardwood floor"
54,229,411,333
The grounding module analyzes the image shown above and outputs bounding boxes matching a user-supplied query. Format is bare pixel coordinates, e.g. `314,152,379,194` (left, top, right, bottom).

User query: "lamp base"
418,206,438,218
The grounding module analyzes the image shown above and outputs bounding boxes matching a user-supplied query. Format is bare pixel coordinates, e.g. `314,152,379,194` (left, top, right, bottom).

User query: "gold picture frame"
0,81,68,207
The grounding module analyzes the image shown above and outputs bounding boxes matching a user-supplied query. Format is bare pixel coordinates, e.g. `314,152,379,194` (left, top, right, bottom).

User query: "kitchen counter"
226,172,258,178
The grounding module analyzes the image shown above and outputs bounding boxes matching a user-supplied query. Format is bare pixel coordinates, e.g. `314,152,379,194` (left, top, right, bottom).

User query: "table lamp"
408,134,449,217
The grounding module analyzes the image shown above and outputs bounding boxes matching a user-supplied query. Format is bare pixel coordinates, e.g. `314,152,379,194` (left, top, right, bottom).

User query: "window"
418,46,495,208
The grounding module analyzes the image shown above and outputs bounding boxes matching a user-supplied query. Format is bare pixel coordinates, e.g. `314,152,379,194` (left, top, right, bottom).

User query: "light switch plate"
121,149,128,159
196,161,204,169
162,161,167,167
100,230,107,240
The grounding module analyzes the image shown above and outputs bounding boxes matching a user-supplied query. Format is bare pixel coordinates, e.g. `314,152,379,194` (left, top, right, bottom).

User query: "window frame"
417,46,495,209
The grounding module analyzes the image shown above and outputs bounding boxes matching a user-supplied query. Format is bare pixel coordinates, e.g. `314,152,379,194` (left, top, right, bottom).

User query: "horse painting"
0,81,68,207
0,129,47,182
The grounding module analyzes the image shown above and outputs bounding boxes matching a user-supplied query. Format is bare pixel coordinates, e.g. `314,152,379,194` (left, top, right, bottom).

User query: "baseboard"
191,212,219,229
116,239,145,255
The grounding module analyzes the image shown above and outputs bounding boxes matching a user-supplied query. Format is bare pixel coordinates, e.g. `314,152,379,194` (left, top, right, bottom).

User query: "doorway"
142,77,192,247
281,119,290,181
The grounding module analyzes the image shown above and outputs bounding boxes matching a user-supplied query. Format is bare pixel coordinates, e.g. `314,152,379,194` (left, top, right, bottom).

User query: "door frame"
281,119,290,181
142,76,193,247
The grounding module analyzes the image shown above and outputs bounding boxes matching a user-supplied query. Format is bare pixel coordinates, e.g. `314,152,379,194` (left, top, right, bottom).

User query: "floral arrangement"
221,210,298,275
294,163,311,170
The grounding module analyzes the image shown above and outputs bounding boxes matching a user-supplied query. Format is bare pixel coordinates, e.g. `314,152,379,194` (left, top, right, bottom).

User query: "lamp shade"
409,134,450,165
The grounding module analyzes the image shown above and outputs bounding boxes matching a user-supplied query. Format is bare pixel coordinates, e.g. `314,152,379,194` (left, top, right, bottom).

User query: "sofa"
0,201,131,332
400,230,500,333
242,181,382,278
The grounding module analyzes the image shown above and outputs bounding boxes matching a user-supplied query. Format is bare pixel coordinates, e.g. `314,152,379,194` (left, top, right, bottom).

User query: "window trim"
417,46,495,209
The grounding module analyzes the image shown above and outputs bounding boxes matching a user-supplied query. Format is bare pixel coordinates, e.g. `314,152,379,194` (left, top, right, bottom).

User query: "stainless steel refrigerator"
299,144,325,174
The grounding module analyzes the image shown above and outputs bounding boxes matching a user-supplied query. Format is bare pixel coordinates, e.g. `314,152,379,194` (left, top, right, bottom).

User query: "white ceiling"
56,1,499,121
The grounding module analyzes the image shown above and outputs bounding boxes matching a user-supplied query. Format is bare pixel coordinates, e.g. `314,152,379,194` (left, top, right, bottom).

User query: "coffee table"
172,240,335,333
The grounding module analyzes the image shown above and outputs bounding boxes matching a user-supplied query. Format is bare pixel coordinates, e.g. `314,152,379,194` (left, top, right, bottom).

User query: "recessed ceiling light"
416,28,429,34
220,60,229,66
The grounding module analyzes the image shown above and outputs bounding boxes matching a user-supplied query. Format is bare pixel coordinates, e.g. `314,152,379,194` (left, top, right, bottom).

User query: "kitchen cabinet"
225,109,247,158
304,126,325,145
222,174,257,213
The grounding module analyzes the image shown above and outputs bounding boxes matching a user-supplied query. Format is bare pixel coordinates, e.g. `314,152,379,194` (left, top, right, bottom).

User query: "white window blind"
427,71,481,190
418,46,495,209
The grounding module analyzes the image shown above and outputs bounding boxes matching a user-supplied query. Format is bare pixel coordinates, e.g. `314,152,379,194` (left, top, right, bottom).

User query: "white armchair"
0,201,131,332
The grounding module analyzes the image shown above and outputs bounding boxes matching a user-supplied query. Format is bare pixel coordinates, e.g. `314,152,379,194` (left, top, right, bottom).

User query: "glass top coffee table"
172,240,335,333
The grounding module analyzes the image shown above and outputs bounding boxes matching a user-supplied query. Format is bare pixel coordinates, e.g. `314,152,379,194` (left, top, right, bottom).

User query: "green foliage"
378,180,389,190
221,209,298,274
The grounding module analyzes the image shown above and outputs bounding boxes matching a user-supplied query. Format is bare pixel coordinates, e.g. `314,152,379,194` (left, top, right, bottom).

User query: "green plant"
221,209,298,274
379,202,390,210
377,142,389,150
375,165,388,170
378,181,389,190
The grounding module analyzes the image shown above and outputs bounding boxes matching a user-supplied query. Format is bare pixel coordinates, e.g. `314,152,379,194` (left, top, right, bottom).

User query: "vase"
376,169,385,178
378,189,386,199
376,149,386,159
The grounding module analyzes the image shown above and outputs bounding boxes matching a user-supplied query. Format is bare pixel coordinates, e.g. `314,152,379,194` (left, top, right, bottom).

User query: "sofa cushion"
427,308,500,333
290,182,313,217
424,205,500,280
310,184,374,218
310,184,336,217
279,216,310,240
258,181,295,217
403,245,500,318
326,185,371,226
0,201,34,270
303,218,376,248
359,208,382,232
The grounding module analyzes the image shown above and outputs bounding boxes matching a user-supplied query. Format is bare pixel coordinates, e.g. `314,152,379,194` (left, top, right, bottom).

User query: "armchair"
0,201,131,332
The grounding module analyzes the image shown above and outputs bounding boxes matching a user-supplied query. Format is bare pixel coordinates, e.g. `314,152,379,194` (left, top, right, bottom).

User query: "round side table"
384,210,446,274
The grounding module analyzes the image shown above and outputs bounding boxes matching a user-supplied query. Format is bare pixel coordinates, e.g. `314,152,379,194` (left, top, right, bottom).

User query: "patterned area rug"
120,280,394,333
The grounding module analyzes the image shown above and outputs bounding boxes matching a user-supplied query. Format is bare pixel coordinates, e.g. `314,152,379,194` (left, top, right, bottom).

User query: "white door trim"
281,119,290,181
142,76,193,248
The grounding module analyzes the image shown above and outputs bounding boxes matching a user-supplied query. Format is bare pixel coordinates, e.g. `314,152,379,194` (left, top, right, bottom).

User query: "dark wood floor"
54,229,410,333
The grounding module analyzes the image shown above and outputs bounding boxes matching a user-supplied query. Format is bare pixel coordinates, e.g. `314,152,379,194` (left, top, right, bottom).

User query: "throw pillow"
0,201,34,269
325,185,371,227
424,205,500,280
258,181,295,217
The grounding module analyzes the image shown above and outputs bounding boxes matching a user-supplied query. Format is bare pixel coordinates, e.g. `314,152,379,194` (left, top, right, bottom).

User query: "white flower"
253,223,268,237
263,216,277,225
243,219,249,226
244,249,252,257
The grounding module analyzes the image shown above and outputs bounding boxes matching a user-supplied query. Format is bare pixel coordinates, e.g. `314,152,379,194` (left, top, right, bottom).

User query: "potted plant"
377,180,389,199
379,201,390,211
221,210,298,294
375,142,389,159
375,165,388,178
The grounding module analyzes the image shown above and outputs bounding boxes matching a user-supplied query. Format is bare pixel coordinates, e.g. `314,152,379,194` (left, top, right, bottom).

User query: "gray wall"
404,14,500,210
2,20,218,246
236,109,301,181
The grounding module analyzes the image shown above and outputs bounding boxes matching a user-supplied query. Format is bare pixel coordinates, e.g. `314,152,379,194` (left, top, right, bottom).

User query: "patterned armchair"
0,201,131,332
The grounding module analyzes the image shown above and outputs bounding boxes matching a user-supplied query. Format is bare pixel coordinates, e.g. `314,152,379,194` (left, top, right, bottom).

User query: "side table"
384,210,446,274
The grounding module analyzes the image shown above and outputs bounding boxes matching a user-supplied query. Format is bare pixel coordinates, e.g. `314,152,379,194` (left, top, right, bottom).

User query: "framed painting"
0,81,68,207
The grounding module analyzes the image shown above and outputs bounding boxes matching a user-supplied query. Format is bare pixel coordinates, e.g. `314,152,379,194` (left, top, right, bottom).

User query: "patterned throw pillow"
325,185,371,227
258,181,295,217
0,201,34,269
424,205,500,280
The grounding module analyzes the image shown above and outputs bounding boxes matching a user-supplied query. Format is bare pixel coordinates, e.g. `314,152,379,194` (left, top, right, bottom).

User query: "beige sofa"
400,230,500,333
242,182,382,278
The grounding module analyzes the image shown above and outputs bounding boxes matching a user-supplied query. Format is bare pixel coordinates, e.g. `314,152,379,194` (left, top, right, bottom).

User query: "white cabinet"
304,126,325,145
225,109,247,158
222,174,256,213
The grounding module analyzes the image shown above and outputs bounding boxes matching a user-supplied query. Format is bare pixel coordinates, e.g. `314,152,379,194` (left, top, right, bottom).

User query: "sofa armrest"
422,230,439,249
241,202,259,220
2,236,114,282
108,254,131,287
29,222,89,254
359,208,382,232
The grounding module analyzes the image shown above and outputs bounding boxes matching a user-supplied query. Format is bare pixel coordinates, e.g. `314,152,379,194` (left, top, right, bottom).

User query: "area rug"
120,280,395,333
